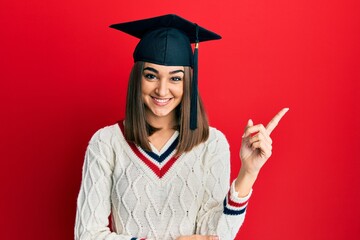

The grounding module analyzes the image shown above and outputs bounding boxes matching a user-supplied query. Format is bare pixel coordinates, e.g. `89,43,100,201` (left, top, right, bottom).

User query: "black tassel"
190,25,199,130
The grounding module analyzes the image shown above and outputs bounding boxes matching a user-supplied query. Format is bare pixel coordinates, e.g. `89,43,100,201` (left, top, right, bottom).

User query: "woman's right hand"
176,235,219,240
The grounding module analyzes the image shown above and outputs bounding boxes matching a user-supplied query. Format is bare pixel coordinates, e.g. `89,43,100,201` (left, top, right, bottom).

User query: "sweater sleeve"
74,128,145,240
195,129,252,240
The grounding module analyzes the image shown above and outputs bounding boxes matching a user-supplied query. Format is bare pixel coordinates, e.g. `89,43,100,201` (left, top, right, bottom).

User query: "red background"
1,0,359,239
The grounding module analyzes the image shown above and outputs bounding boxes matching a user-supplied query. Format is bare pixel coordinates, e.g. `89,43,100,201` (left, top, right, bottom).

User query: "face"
141,62,184,122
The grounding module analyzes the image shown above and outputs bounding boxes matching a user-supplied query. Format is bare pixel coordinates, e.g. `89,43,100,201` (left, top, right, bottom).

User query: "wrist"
235,168,258,198
240,167,259,180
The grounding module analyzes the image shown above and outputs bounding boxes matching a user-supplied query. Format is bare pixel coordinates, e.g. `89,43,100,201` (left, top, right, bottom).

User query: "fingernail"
248,119,253,125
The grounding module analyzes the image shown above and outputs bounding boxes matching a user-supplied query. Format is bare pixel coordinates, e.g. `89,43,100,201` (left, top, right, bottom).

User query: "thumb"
206,236,219,240
242,119,254,138
209,236,219,240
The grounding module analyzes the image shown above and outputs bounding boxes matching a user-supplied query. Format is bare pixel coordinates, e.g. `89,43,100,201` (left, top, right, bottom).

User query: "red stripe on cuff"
227,191,248,208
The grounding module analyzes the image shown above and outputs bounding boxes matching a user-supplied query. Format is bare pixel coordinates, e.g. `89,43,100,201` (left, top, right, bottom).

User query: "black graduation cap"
110,14,221,130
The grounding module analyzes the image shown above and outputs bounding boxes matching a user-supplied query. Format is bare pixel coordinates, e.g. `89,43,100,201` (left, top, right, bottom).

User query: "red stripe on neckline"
118,121,179,178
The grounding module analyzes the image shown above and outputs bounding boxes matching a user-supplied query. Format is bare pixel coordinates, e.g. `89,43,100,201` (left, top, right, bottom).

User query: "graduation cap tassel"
190,25,199,130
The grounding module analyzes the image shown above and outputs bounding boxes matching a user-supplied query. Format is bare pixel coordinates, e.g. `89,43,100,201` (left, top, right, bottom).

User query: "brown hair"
124,61,209,156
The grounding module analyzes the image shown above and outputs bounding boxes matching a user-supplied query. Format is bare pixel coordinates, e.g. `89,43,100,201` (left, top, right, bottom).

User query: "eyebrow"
170,69,185,74
143,67,184,75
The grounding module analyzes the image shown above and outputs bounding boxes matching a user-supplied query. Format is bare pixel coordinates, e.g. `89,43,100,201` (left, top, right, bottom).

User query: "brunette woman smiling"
75,14,288,240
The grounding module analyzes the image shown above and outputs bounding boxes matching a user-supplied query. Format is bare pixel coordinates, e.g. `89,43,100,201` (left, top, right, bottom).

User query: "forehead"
143,62,185,73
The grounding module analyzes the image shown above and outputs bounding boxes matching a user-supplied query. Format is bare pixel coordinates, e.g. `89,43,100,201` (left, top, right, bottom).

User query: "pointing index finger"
266,108,289,135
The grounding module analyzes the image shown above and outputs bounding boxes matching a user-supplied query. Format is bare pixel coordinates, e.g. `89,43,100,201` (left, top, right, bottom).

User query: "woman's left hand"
240,108,289,177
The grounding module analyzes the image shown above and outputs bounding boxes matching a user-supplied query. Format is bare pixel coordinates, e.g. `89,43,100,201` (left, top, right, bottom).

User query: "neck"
146,111,177,130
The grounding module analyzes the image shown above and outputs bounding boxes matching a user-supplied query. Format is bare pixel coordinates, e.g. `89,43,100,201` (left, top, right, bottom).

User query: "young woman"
75,14,288,240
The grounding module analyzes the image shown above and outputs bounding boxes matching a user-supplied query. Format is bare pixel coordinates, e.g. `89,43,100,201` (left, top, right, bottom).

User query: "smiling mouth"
152,97,172,104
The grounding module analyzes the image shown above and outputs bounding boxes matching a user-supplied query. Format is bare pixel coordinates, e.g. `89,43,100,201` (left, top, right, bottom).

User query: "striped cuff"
223,180,252,215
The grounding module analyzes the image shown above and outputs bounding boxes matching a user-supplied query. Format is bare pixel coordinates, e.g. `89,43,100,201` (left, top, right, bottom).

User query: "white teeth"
154,98,170,103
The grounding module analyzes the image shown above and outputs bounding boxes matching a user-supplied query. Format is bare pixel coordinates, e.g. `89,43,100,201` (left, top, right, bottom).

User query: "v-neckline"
149,130,179,153
117,121,181,179
146,132,179,163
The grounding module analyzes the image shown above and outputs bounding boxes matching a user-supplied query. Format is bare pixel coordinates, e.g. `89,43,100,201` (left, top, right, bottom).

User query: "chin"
148,106,176,118
152,111,172,118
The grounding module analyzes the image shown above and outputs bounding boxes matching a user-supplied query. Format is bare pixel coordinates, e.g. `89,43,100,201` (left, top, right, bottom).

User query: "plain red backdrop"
1,0,359,239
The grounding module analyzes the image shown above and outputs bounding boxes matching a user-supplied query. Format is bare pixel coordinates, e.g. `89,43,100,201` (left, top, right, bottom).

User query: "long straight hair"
124,61,209,156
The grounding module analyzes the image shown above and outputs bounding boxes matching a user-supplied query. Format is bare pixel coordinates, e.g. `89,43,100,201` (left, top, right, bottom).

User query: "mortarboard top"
109,14,221,43
110,14,222,130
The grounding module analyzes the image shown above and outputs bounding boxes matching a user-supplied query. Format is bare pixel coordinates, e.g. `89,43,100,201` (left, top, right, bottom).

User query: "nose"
155,78,169,96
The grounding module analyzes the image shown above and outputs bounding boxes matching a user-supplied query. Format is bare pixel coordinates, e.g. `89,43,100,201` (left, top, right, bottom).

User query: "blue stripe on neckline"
142,137,179,163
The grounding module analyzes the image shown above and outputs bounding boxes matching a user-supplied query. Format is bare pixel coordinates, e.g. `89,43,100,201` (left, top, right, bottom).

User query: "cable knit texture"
75,123,251,240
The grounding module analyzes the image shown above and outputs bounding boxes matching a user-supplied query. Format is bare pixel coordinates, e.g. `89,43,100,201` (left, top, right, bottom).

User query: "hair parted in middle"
124,61,209,156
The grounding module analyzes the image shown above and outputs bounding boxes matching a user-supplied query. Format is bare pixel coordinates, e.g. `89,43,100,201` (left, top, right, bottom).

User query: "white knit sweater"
75,123,251,240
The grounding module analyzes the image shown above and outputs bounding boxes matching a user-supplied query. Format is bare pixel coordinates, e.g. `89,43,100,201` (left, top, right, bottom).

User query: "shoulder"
83,123,121,170
192,126,231,169
196,126,230,156
207,126,229,147
88,123,121,147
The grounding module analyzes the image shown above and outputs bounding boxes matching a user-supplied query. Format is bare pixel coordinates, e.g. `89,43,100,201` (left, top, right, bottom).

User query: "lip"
151,96,173,106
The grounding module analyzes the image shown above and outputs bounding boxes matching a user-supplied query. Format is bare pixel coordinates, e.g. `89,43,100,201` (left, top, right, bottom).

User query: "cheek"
141,79,151,95
174,84,184,98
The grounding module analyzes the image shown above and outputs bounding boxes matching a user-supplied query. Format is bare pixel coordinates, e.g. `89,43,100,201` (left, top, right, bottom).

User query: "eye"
171,76,182,82
144,73,157,80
